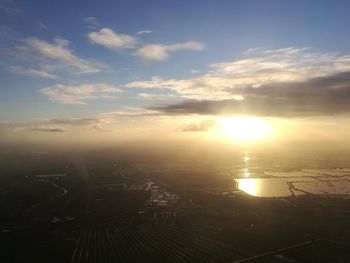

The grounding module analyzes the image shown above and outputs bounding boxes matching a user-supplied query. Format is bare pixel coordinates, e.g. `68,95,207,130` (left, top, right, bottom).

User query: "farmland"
0,150,350,262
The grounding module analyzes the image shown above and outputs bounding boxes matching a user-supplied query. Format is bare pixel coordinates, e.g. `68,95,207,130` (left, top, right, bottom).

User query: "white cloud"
133,44,168,61
9,66,57,79
133,41,204,61
127,47,350,99
137,30,152,35
37,21,48,30
39,83,121,104
167,41,205,51
18,37,103,74
138,93,176,100
88,28,137,50
83,16,101,28
127,76,239,100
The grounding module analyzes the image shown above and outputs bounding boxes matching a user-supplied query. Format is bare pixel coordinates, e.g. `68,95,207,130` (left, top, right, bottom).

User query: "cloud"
180,120,216,132
39,83,121,104
137,30,152,35
0,26,23,60
88,28,137,50
83,16,101,28
9,66,57,79
47,117,101,126
47,117,113,131
36,21,48,30
1,28,105,76
128,47,350,101
0,121,67,133
149,71,350,117
87,27,203,62
127,75,239,100
138,92,177,100
29,126,66,132
0,0,20,15
89,124,112,132
15,37,104,75
0,116,114,135
133,41,205,61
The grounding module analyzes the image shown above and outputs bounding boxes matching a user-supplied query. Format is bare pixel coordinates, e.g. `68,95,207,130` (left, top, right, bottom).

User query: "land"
0,150,349,262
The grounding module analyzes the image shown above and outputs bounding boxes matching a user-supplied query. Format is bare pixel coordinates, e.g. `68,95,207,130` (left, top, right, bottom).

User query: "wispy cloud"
137,30,152,35
87,26,203,62
88,28,137,50
0,116,110,133
9,65,57,79
46,117,110,131
29,126,66,132
180,120,216,132
0,27,106,76
36,21,48,30
48,117,112,131
39,83,121,104
17,37,104,74
137,92,177,100
83,16,101,29
99,109,161,119
0,0,21,15
133,41,204,61
127,75,236,100
47,117,101,126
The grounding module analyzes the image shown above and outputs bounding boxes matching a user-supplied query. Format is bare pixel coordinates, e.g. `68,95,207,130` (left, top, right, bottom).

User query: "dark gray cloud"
47,117,100,126
0,117,107,133
29,126,66,133
149,71,350,117
88,124,112,132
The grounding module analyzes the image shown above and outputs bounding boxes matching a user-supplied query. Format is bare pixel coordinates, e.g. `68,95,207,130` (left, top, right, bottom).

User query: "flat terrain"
0,151,349,262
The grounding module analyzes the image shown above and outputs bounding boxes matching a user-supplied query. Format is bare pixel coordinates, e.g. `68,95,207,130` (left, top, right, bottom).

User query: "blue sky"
2,0,350,140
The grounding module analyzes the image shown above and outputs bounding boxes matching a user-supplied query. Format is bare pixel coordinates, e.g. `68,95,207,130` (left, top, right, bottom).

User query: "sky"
2,0,350,148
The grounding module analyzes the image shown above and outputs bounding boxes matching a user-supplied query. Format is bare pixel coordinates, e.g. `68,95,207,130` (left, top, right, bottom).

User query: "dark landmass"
0,150,349,263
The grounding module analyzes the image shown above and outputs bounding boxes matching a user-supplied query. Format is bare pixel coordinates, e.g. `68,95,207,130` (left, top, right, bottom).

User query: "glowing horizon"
217,116,271,142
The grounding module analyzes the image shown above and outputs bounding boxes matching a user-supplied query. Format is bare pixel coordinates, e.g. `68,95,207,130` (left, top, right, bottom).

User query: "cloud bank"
128,48,350,117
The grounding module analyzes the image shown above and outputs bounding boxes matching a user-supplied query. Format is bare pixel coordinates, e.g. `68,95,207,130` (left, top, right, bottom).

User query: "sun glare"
218,116,271,141
237,179,259,196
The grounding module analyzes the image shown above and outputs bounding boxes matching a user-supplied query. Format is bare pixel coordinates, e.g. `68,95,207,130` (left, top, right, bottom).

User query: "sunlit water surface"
232,150,350,197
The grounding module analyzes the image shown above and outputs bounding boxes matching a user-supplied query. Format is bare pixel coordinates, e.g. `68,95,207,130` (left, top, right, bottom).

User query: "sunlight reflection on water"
241,150,250,177
233,150,350,197
236,178,293,197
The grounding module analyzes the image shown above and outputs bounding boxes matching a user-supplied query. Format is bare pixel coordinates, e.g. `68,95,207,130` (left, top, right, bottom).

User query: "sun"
218,116,271,141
